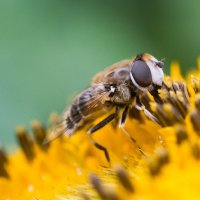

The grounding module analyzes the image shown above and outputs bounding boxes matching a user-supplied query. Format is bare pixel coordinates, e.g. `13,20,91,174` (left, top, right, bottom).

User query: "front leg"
135,96,161,126
149,84,163,104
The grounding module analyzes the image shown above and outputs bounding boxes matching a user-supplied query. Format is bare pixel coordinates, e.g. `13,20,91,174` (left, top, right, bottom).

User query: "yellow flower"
1,60,200,200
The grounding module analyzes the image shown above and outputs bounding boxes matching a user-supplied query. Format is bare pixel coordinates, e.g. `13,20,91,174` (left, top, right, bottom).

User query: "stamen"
190,110,200,136
168,91,185,118
178,82,190,103
191,142,200,160
163,104,184,124
191,75,200,93
194,94,200,111
116,166,134,193
176,91,188,117
89,174,118,200
0,148,9,178
16,126,35,161
156,104,172,126
175,125,188,145
80,192,92,200
31,120,49,151
148,147,169,176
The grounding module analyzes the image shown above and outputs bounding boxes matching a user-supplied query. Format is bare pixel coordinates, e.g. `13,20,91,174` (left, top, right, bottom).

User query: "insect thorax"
110,84,132,105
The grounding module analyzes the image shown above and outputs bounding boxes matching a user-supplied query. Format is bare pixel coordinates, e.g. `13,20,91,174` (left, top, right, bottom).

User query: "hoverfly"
45,53,164,162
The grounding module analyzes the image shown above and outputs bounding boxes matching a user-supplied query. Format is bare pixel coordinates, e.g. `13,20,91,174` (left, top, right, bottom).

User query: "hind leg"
89,137,110,163
87,107,119,163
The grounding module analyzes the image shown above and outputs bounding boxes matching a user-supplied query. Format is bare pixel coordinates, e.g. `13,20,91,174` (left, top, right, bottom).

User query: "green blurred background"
1,0,200,148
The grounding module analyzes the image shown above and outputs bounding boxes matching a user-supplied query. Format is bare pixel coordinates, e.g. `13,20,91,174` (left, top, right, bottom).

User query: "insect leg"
89,137,110,163
87,107,119,163
136,96,161,125
120,106,129,127
87,107,119,134
119,106,146,157
149,84,163,104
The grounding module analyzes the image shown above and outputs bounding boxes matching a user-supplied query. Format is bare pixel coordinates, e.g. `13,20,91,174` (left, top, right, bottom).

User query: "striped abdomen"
63,85,111,136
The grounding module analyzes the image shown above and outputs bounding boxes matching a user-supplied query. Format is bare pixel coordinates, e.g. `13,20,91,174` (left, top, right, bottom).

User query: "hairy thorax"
110,84,131,105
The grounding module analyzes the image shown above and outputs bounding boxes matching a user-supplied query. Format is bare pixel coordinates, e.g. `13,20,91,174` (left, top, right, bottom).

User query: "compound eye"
131,60,152,87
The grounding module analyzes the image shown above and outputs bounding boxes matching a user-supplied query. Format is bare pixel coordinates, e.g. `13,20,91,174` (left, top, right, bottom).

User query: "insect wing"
77,84,112,115
92,59,132,84
44,84,114,143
